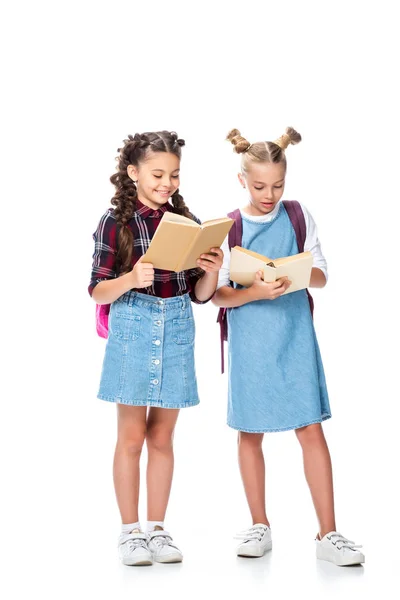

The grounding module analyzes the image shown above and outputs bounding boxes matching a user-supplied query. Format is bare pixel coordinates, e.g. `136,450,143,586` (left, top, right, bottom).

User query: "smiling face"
239,161,286,216
128,151,181,210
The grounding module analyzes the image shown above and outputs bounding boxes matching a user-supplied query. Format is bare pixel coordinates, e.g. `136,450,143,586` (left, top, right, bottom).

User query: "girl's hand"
196,248,224,273
250,270,291,301
128,256,155,288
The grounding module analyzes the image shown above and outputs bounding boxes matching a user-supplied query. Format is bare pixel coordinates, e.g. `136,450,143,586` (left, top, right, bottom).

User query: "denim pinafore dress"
227,204,331,432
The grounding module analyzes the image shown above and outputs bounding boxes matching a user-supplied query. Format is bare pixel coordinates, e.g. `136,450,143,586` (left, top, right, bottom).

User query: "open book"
230,246,313,294
142,212,234,272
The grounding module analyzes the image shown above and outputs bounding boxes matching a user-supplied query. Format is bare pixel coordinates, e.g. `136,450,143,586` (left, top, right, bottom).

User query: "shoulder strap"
282,200,314,318
227,209,242,249
217,209,242,374
282,200,306,252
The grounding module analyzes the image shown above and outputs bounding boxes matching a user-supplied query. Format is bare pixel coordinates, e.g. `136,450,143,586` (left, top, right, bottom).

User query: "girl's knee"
295,423,324,445
146,424,174,453
238,431,263,448
118,428,147,455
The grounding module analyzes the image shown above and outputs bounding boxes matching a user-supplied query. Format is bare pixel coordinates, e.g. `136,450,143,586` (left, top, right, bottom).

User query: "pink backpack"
217,201,314,373
96,303,110,339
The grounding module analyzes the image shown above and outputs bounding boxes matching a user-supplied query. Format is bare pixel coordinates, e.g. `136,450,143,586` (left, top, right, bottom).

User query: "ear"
127,164,139,182
238,173,246,188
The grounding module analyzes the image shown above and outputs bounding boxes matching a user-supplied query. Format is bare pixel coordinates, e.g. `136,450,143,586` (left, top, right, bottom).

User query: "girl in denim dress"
213,128,364,567
89,131,223,566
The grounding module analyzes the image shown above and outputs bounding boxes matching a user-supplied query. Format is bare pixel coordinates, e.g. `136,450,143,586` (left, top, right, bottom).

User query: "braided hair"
110,130,193,275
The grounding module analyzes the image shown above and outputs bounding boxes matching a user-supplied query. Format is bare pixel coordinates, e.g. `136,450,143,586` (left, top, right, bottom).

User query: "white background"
1,1,399,598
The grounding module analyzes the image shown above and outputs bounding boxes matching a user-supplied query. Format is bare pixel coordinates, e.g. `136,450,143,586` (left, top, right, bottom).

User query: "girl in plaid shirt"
89,131,223,566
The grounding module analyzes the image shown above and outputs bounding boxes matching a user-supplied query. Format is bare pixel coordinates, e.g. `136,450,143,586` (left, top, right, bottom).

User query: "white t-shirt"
217,201,328,289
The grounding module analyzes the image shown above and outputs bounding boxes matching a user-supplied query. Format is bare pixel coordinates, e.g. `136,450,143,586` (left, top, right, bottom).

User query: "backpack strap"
217,208,243,374
282,200,314,317
282,200,306,252
228,208,242,250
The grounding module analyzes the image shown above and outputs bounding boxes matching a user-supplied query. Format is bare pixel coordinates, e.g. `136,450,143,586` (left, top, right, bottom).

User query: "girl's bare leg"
238,432,270,526
146,407,180,521
113,404,147,524
295,423,336,537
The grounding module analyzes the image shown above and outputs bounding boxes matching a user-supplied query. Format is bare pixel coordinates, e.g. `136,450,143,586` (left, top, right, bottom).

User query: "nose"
161,176,175,188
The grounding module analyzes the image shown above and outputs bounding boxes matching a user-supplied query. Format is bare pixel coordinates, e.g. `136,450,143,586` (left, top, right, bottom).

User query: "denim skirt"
98,291,199,408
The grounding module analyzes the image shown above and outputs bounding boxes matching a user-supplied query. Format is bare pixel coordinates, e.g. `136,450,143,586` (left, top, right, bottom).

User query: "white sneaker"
118,530,153,566
147,530,183,563
316,531,365,566
235,523,272,557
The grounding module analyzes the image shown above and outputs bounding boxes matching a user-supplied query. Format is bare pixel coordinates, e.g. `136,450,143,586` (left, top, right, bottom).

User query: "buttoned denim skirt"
97,291,199,408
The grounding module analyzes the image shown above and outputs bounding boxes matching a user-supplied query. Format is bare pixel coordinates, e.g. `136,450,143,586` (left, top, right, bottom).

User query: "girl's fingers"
198,262,218,272
210,248,223,257
272,284,287,297
197,259,217,268
271,277,288,289
199,254,217,264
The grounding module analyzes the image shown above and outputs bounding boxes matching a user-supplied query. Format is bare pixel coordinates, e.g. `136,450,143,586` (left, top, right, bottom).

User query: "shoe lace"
120,532,148,551
234,525,268,543
327,533,363,551
149,531,179,550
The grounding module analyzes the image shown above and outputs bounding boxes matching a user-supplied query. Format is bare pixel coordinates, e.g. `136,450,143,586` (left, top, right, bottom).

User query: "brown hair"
226,127,302,173
110,131,193,275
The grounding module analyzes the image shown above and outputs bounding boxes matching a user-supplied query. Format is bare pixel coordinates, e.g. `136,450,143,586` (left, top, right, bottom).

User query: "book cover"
142,212,234,271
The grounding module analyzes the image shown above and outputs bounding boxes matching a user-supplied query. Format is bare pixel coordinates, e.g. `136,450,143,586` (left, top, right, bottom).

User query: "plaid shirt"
89,200,208,303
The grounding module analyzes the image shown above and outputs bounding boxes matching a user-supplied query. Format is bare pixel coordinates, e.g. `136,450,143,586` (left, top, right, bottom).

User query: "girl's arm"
212,271,291,308
310,267,326,288
89,210,155,305
194,248,224,302
302,204,328,287
92,258,155,305
213,267,325,308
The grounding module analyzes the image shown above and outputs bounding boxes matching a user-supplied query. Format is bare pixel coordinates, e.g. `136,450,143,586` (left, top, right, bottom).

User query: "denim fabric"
98,291,199,408
227,203,331,432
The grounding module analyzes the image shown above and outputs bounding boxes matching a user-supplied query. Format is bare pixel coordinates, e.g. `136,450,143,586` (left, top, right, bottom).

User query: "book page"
230,246,270,287
201,217,235,227
179,219,234,271
275,252,313,294
161,212,198,226
274,251,310,266
232,246,272,262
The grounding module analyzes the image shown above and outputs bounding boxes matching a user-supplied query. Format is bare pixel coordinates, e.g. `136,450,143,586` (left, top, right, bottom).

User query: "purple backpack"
217,200,314,373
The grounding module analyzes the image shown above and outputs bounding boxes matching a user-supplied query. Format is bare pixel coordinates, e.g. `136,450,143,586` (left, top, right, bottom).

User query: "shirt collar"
135,199,172,219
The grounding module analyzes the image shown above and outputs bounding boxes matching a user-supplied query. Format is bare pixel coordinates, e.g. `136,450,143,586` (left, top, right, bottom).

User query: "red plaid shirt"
89,200,208,303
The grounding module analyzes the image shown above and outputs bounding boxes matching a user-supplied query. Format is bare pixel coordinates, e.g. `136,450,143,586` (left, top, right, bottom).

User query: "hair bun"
274,127,302,150
169,131,185,147
226,128,252,154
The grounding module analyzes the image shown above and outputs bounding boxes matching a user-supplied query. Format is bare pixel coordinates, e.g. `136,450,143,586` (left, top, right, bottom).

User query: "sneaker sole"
237,541,272,558
153,553,183,564
316,547,365,566
122,557,153,566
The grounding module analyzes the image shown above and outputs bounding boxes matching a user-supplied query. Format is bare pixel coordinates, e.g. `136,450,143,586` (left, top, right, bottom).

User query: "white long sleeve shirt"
217,201,328,289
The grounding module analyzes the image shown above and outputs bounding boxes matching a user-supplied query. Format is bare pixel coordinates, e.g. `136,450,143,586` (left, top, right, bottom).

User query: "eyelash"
254,185,283,190
154,175,179,179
